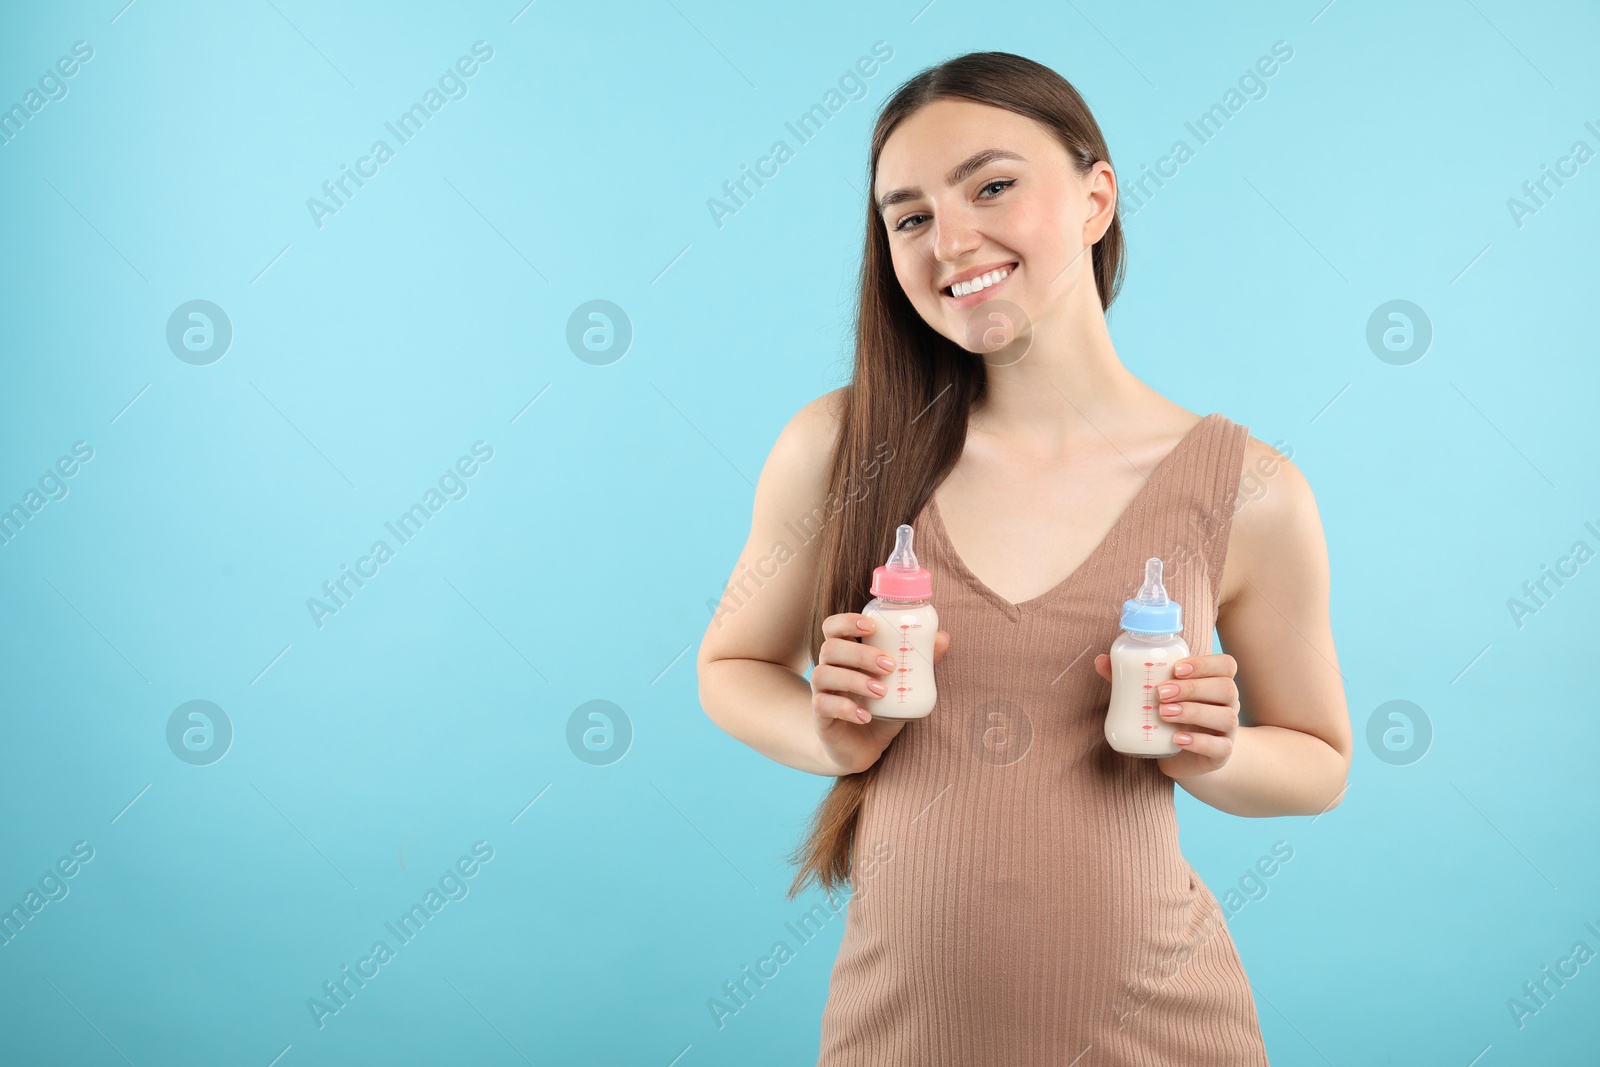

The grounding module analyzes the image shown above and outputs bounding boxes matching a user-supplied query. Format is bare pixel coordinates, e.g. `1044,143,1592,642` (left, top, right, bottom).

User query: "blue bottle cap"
1119,556,1182,635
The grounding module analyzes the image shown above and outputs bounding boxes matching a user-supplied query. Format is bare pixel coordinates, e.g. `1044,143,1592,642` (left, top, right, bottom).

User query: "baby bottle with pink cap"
860,523,939,720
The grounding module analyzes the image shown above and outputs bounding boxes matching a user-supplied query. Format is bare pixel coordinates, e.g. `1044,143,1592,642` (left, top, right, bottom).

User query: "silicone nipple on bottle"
1120,556,1179,634
870,523,932,600
884,523,919,571
1134,556,1169,607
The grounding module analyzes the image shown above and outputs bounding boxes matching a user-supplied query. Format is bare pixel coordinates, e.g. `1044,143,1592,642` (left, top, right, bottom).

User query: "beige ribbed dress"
816,412,1269,1066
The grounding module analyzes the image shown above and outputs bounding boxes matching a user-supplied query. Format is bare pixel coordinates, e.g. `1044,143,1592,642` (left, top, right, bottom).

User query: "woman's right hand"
811,612,950,776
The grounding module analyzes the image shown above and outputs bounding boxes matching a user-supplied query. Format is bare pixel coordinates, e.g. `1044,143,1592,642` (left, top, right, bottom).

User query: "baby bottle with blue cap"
1105,556,1188,758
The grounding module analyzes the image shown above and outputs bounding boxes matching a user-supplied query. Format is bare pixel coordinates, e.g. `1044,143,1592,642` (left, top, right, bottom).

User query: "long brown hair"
784,51,1127,900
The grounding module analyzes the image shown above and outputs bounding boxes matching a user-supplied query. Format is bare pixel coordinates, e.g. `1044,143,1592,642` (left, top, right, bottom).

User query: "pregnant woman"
696,50,1351,1066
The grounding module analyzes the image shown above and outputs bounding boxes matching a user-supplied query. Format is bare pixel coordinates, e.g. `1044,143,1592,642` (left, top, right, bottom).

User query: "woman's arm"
696,389,850,777
1174,436,1352,818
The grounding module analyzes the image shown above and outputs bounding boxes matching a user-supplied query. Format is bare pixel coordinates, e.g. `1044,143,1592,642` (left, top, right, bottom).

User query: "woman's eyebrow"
875,148,1027,214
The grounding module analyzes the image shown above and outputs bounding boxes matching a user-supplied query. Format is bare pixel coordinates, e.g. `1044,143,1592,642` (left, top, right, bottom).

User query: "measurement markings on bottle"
1141,661,1168,735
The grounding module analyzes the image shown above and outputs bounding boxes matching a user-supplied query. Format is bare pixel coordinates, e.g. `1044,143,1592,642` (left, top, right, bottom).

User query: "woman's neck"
968,310,1164,458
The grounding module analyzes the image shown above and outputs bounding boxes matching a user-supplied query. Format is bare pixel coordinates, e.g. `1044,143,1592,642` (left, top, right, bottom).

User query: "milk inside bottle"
860,523,939,720
1105,556,1188,758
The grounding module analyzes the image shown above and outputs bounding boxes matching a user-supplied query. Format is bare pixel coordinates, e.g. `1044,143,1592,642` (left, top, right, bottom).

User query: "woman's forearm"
698,657,842,777
1174,724,1348,818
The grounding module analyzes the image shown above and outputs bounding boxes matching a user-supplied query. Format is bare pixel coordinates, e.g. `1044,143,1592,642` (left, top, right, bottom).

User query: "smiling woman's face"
873,98,1113,347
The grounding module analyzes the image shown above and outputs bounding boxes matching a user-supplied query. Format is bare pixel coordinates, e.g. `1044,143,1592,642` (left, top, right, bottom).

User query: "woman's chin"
950,295,1034,358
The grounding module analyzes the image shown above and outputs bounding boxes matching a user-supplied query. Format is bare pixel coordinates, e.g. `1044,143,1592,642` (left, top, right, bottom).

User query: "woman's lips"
942,263,1018,308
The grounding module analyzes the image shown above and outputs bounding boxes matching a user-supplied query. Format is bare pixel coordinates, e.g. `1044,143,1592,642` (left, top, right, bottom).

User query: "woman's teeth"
948,266,1012,297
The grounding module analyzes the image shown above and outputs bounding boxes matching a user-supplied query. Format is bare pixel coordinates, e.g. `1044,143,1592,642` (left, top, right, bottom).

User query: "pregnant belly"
839,778,1207,1021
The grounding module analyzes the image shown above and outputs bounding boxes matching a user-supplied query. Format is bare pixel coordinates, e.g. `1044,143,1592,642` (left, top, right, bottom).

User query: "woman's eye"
891,179,1014,233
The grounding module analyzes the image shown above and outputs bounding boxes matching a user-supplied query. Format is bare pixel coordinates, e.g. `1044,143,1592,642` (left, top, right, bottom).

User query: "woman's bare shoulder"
765,386,848,494
795,385,848,435
697,387,849,672
1218,433,1322,610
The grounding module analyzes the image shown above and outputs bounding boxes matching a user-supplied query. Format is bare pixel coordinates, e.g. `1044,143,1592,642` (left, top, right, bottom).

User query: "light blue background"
2,0,1597,1064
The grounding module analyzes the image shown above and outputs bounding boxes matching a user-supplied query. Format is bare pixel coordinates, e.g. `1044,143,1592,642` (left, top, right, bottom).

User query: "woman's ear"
1082,162,1118,245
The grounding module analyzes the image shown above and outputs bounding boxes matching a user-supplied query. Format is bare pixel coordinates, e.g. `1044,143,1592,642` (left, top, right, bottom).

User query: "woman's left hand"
1093,652,1240,780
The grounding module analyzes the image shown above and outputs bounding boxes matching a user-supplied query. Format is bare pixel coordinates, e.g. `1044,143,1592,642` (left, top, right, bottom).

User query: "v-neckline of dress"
921,413,1217,621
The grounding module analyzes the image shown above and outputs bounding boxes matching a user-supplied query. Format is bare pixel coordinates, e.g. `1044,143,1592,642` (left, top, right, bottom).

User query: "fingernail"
857,618,874,631
1158,683,1177,698
868,681,887,695
1175,662,1193,676
1161,704,1181,717
1175,733,1192,744
877,656,896,671
857,708,871,723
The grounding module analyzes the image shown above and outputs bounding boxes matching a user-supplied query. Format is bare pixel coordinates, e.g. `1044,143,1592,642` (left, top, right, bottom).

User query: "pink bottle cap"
870,523,932,600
